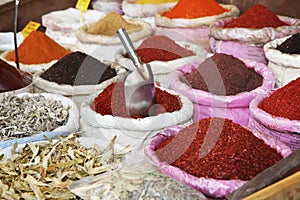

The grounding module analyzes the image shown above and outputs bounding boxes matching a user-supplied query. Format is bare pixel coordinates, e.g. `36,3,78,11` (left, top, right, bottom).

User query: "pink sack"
145,124,292,198
249,91,300,151
210,37,267,64
168,60,275,126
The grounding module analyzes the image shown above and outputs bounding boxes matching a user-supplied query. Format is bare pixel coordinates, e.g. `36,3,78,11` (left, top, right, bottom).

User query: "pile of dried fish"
0,133,130,200
69,167,207,200
0,95,69,140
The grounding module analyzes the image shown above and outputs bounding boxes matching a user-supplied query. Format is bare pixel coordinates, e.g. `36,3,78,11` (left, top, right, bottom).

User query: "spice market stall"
0,0,300,199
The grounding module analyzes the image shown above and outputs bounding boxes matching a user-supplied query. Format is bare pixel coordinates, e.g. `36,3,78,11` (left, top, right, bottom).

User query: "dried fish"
69,165,208,200
0,95,70,140
0,133,130,199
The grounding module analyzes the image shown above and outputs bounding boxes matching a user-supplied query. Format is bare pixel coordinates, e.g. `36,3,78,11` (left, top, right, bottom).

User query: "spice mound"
126,35,195,63
86,12,142,36
156,118,283,180
224,4,288,28
6,31,71,64
162,0,228,19
0,95,69,141
91,82,182,118
258,77,300,120
40,51,117,86
135,0,177,4
0,133,129,199
276,33,300,54
181,53,263,95
0,59,31,93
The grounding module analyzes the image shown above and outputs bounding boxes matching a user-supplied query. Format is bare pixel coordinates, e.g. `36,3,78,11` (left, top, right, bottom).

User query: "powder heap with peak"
162,0,228,19
224,4,288,28
6,31,70,64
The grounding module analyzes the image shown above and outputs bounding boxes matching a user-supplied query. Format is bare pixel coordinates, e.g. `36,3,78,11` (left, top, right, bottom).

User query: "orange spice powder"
162,0,228,19
6,31,71,64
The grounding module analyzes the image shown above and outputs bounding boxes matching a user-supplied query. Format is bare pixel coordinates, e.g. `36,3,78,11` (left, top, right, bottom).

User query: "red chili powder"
126,35,195,63
224,4,288,28
91,82,182,118
162,0,228,19
156,118,283,180
258,77,300,120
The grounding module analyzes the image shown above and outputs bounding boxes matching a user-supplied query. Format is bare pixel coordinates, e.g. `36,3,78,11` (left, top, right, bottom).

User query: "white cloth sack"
115,40,207,87
0,92,80,149
33,62,127,107
122,0,177,18
0,32,23,52
168,59,275,126
80,86,194,153
42,8,105,32
264,35,300,87
249,91,300,151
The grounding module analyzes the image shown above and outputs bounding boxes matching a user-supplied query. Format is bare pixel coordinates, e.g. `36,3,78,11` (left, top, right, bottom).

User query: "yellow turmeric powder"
86,12,142,36
135,0,177,4
163,0,228,19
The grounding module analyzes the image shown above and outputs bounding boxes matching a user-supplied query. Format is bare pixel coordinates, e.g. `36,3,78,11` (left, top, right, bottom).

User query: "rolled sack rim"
32,62,127,96
208,15,300,45
80,86,194,132
154,4,240,28
75,18,153,45
249,90,300,133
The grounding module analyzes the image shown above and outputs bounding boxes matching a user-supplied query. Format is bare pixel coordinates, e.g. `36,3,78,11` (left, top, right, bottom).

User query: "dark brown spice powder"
41,51,116,86
156,118,283,180
181,53,263,95
0,59,31,93
276,33,300,54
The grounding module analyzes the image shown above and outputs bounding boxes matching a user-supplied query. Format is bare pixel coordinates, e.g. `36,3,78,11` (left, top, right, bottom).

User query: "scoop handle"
116,28,142,68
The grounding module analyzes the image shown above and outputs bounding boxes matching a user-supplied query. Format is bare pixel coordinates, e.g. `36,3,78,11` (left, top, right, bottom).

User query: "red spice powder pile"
127,35,195,63
162,0,228,19
6,31,71,64
156,118,283,180
224,4,288,28
258,77,300,120
91,82,182,118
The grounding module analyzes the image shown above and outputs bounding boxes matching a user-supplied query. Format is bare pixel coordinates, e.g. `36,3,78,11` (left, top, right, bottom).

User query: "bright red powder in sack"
224,4,288,28
126,35,195,63
258,77,300,120
162,0,228,19
156,118,283,180
91,82,182,118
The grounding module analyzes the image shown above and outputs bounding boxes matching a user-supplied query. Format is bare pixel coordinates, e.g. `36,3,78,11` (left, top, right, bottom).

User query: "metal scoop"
116,28,155,116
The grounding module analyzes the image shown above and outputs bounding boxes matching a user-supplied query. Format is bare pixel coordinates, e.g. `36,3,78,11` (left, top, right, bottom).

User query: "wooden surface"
0,0,78,32
244,171,300,200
